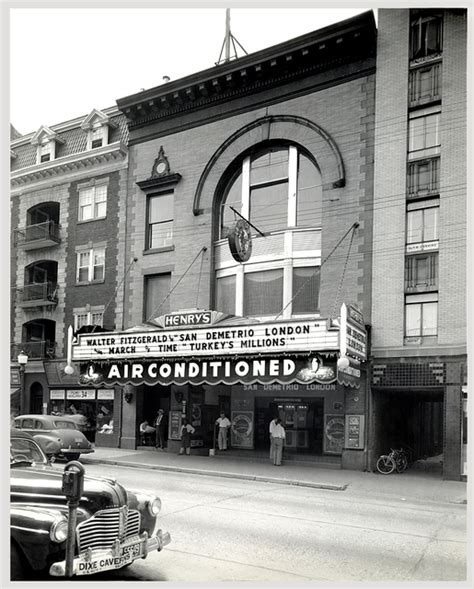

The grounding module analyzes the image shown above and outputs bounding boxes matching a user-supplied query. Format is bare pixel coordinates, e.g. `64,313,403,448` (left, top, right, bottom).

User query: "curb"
80,457,348,491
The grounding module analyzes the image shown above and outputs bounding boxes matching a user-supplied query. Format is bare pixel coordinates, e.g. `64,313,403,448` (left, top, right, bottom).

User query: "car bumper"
60,448,94,454
49,529,171,576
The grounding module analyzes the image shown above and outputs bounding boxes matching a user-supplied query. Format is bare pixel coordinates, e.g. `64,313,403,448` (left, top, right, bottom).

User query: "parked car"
13,414,94,461
10,428,171,579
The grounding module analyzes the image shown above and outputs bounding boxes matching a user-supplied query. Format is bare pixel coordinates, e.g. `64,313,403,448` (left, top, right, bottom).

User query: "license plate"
74,437,83,443
121,542,141,559
75,542,142,575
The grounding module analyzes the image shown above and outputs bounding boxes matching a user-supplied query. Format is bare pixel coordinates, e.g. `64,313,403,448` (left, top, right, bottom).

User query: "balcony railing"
16,282,58,308
14,221,61,250
11,340,57,360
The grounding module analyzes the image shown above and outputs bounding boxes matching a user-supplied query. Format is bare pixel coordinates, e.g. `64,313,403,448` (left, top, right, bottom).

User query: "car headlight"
50,517,68,543
148,497,161,516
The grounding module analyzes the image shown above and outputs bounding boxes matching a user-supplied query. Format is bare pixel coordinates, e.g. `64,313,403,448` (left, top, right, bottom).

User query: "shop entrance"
255,397,324,454
372,388,444,464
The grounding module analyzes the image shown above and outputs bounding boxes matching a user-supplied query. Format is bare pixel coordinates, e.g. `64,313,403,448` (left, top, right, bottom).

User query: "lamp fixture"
337,355,350,370
17,351,28,366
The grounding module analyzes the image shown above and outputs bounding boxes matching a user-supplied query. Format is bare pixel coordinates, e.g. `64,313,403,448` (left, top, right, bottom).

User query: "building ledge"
11,141,128,186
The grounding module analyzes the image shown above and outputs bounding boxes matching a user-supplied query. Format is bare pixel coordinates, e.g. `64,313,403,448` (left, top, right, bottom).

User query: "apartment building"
371,8,467,480
10,107,128,447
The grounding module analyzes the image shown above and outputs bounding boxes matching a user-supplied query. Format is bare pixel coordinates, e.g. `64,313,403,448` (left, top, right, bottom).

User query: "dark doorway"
255,397,324,454
30,382,44,414
372,389,444,463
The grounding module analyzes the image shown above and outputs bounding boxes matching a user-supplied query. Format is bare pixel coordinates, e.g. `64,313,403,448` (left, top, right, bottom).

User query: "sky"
9,6,372,135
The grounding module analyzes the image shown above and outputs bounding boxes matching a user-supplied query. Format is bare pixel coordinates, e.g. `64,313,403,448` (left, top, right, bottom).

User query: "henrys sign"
79,355,337,387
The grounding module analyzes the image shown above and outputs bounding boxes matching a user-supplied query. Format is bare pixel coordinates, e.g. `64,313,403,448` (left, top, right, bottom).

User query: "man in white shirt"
269,416,278,460
271,418,286,466
215,412,231,450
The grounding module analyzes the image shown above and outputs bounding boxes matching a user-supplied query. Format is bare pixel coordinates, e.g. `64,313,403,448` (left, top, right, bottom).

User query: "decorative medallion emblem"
228,219,252,263
151,146,170,178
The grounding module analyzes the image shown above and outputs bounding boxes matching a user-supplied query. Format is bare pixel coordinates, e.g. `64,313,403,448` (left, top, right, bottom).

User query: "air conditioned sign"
79,355,338,387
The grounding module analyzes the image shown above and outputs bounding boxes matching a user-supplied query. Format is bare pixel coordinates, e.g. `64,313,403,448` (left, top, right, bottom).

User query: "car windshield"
53,420,77,429
10,437,47,466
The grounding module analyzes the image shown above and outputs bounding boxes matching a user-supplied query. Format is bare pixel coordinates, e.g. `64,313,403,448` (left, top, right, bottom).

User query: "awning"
10,387,20,397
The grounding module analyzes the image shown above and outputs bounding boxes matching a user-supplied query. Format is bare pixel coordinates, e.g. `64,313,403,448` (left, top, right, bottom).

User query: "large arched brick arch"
193,115,345,215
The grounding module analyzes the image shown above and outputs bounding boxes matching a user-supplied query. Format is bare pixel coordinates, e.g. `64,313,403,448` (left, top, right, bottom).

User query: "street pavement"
80,445,468,506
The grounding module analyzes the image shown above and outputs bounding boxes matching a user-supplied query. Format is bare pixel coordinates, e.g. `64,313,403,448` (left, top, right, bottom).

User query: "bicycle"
376,448,408,474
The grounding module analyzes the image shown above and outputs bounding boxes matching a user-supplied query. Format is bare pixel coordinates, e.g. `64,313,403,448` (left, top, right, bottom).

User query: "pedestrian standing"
215,412,231,450
269,416,278,461
271,418,286,466
153,409,166,449
179,418,195,455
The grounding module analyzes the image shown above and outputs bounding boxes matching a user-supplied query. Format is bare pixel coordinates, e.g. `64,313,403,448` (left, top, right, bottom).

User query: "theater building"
70,11,378,470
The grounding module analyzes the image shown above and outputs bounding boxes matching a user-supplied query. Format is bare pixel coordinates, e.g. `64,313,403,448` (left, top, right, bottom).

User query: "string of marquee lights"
273,221,359,322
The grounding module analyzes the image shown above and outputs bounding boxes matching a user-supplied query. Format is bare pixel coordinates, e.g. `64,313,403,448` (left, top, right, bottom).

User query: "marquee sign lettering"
339,303,367,363
72,319,339,362
79,355,338,387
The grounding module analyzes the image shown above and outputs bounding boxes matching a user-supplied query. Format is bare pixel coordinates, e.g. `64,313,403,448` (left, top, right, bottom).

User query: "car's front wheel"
63,452,80,461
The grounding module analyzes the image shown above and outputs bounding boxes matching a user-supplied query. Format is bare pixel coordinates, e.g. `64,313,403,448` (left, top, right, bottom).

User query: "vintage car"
10,428,171,579
13,414,94,461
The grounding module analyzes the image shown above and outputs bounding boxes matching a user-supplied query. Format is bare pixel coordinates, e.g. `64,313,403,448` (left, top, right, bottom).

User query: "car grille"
76,506,141,553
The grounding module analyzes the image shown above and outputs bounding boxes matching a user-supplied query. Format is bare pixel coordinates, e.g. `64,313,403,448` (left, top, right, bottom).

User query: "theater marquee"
72,318,339,362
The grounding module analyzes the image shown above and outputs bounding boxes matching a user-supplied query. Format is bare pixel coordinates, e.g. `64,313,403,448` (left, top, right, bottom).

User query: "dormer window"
81,109,117,151
91,127,104,149
30,125,64,165
40,143,51,163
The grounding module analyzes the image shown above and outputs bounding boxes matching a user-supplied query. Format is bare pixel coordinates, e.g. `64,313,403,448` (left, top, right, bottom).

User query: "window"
244,269,283,316
408,112,440,156
144,274,171,320
405,293,438,338
407,158,439,197
292,267,320,314
409,64,441,106
405,253,438,291
406,200,439,250
216,275,236,316
147,193,173,249
219,145,322,238
40,143,51,163
73,307,104,331
76,247,105,283
78,184,107,221
410,14,443,60
91,127,104,149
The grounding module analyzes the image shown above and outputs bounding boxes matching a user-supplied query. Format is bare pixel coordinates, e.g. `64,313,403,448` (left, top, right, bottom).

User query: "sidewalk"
80,446,468,506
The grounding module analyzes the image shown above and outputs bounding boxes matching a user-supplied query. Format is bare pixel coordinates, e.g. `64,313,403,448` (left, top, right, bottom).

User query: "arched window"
220,144,322,238
215,143,322,319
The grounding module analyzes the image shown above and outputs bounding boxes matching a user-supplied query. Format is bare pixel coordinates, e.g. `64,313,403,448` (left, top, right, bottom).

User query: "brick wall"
437,11,467,346
124,75,375,328
371,9,410,350
65,171,122,332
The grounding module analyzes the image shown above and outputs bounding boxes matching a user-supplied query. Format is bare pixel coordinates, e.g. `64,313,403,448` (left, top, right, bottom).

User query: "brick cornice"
117,11,376,133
